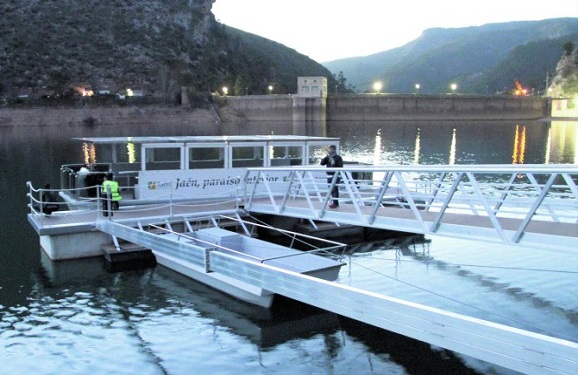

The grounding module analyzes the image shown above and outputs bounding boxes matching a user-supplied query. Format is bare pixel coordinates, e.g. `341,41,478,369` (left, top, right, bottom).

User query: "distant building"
297,77,327,98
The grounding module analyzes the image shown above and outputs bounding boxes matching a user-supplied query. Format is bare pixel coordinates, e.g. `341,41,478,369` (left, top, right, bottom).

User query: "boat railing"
27,181,100,215
27,180,242,221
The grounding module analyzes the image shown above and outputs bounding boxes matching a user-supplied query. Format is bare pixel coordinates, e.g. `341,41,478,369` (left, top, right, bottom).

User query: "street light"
450,83,457,94
268,85,273,94
373,81,382,93
222,86,228,96
415,83,420,95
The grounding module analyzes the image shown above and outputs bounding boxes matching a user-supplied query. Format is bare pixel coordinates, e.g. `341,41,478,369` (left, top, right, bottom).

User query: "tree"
333,71,355,93
233,74,251,96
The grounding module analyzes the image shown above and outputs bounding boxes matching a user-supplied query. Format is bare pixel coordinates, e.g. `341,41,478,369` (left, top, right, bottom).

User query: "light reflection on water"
336,120,576,166
1,120,577,374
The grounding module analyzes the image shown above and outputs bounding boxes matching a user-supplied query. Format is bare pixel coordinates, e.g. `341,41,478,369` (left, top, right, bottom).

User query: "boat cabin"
60,135,341,204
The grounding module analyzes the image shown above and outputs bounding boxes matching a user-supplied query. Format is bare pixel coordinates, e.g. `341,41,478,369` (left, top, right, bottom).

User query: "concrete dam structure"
223,77,548,136
1,77,551,136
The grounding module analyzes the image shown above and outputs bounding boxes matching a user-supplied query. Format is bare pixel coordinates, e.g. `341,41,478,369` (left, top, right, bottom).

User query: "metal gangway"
241,164,578,251
26,170,578,373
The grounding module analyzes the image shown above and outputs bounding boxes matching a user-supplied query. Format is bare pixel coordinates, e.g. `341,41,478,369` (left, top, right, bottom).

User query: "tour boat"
59,135,342,207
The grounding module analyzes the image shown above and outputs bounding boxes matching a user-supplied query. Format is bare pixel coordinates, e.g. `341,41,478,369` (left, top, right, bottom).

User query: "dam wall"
223,94,546,123
0,105,222,134
326,94,546,122
1,95,549,136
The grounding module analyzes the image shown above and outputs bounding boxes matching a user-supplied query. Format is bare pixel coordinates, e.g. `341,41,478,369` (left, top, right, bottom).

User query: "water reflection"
512,124,526,165
413,128,420,164
336,120,574,166
547,121,578,164
449,128,456,165
373,129,382,166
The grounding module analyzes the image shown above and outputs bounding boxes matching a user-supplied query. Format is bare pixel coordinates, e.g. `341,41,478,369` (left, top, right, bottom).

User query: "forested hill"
324,18,578,94
0,0,334,102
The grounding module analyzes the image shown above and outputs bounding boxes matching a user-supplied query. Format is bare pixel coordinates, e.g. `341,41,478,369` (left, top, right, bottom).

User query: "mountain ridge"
323,18,578,94
1,2,576,102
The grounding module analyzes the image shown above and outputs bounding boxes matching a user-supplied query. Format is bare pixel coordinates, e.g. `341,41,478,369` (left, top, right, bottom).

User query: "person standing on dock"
101,175,122,216
320,145,343,208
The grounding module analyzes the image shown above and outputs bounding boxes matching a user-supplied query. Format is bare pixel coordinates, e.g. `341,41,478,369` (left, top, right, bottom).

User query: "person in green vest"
101,175,122,216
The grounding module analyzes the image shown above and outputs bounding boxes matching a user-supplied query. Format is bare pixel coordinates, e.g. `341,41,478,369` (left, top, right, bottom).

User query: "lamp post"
373,81,382,93
450,83,457,94
268,85,273,94
222,86,228,96
415,83,420,95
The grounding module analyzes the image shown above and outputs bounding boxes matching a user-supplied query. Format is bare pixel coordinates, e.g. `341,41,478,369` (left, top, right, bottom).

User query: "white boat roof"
73,135,340,145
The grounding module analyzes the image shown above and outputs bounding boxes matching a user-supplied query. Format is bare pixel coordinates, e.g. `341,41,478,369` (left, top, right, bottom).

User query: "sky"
212,0,578,62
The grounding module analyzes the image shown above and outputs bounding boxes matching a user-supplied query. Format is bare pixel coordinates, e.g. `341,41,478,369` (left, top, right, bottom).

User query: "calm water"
1,119,577,374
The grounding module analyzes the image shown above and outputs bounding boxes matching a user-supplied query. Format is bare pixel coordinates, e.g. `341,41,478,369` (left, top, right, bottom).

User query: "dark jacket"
320,152,343,175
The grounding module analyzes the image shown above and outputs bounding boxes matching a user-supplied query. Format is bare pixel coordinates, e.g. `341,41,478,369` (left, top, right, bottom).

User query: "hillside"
324,18,578,94
0,0,335,103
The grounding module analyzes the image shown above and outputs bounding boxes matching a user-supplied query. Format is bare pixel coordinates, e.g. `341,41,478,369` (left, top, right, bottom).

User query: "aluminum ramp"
242,165,578,251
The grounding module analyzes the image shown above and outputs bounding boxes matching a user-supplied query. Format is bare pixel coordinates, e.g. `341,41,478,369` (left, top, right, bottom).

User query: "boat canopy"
60,135,342,201
73,135,340,145
73,135,341,171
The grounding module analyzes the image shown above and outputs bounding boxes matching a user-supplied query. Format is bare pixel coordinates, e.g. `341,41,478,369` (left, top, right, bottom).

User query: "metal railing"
27,181,100,215
27,163,578,250
241,164,578,250
147,216,346,261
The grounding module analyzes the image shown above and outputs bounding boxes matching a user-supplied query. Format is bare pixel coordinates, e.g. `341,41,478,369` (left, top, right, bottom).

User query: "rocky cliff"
0,0,335,102
0,0,220,96
549,40,578,98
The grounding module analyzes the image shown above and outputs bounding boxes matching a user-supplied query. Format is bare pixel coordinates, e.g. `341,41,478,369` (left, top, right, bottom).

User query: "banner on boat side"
135,169,297,200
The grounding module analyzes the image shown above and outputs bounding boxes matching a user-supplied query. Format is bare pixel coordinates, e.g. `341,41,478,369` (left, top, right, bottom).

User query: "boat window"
145,147,182,170
232,146,264,168
270,145,303,166
308,145,332,165
189,147,225,169
108,142,140,165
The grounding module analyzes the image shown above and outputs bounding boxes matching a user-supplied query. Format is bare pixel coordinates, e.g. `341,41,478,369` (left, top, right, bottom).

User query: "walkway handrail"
148,223,343,263
241,164,578,250
218,214,347,254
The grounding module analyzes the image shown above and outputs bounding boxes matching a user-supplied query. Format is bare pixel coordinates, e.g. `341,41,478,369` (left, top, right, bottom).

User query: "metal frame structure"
242,164,578,251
